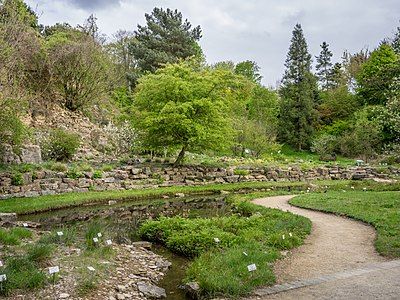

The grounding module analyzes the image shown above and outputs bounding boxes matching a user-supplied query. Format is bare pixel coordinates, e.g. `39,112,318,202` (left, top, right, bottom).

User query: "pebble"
59,293,70,299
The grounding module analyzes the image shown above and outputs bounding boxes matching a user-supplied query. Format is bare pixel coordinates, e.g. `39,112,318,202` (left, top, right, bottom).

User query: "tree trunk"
174,145,186,166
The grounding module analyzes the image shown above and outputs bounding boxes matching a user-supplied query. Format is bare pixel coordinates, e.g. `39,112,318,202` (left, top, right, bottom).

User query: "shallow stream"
18,194,231,299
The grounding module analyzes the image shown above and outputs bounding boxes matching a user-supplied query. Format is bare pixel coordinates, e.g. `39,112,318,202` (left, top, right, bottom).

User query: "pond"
18,194,232,299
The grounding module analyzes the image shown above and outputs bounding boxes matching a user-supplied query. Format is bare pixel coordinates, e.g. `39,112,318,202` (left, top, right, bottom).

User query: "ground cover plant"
290,191,400,258
0,220,115,297
138,193,312,297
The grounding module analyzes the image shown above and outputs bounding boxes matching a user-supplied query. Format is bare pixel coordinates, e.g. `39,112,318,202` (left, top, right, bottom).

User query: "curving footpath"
248,195,400,300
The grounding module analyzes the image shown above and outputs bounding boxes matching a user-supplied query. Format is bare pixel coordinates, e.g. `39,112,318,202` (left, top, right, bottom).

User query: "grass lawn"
290,191,400,258
1,180,400,215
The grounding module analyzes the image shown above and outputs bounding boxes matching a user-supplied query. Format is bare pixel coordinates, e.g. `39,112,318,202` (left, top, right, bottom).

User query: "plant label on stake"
0,274,6,292
247,264,257,272
105,239,112,246
49,266,60,284
289,233,293,237
97,233,102,238
0,260,3,267
282,234,285,240
213,238,220,243
22,223,28,228
57,231,63,237
243,252,248,256
87,266,95,272
93,237,99,243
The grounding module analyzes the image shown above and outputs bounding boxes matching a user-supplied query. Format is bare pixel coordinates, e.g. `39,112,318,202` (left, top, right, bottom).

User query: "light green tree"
356,44,398,105
133,61,250,165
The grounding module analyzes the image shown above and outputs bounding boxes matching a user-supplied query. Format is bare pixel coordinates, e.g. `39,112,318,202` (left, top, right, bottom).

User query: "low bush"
11,172,24,186
42,129,80,161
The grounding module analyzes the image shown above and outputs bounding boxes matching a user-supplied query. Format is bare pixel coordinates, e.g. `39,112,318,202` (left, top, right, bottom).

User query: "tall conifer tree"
279,24,318,150
316,41,334,90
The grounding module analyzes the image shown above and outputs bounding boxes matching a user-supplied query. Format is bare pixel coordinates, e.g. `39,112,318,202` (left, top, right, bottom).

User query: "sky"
27,0,400,86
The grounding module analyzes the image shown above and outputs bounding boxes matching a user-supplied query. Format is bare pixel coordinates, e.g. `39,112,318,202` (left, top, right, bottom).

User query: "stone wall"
0,165,398,200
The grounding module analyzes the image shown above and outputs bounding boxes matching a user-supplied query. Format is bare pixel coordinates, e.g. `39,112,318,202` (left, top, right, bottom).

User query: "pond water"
18,194,231,299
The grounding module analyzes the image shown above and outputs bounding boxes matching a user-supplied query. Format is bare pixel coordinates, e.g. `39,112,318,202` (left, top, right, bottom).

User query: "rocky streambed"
1,195,229,299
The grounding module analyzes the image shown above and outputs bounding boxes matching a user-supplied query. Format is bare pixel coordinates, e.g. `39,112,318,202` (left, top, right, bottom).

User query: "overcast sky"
27,0,399,86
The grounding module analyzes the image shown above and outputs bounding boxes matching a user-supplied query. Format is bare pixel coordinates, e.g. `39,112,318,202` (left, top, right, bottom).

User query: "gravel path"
252,195,386,283
247,195,395,299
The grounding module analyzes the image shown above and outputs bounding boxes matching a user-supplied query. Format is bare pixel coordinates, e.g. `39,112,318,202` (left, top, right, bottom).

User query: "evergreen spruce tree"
392,25,400,55
279,24,318,150
316,42,334,90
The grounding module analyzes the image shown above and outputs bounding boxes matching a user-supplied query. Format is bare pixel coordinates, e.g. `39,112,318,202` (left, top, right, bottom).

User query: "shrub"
66,167,84,179
233,169,250,176
92,170,103,179
11,172,24,186
42,129,80,161
311,134,338,161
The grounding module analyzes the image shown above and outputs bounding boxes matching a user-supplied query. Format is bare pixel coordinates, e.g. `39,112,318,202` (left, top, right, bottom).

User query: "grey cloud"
27,0,400,85
68,0,120,10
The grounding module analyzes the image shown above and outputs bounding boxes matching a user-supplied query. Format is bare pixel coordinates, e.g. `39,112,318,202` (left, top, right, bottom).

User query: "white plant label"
0,274,6,282
0,260,3,267
247,264,257,272
22,223,28,227
282,235,285,240
213,238,220,243
93,237,99,243
49,266,60,274
105,239,112,246
97,233,102,238
57,231,63,236
289,233,293,237
243,252,248,256
87,266,96,272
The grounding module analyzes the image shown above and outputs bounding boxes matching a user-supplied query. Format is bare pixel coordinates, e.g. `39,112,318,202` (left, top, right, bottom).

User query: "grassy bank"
139,193,312,297
290,191,400,258
1,180,400,215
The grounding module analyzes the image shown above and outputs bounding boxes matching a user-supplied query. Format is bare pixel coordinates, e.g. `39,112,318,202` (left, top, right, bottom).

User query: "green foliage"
45,29,112,111
234,60,262,83
318,86,360,125
315,41,334,90
291,191,400,258
66,167,84,179
11,172,23,186
45,161,68,172
130,7,202,74
279,24,318,150
42,129,80,161
233,169,249,176
133,61,248,164
339,108,382,160
139,194,311,297
93,170,103,179
311,134,338,161
0,0,38,29
85,222,104,250
356,44,398,105
26,243,54,264
1,256,47,296
186,243,278,297
0,99,27,157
